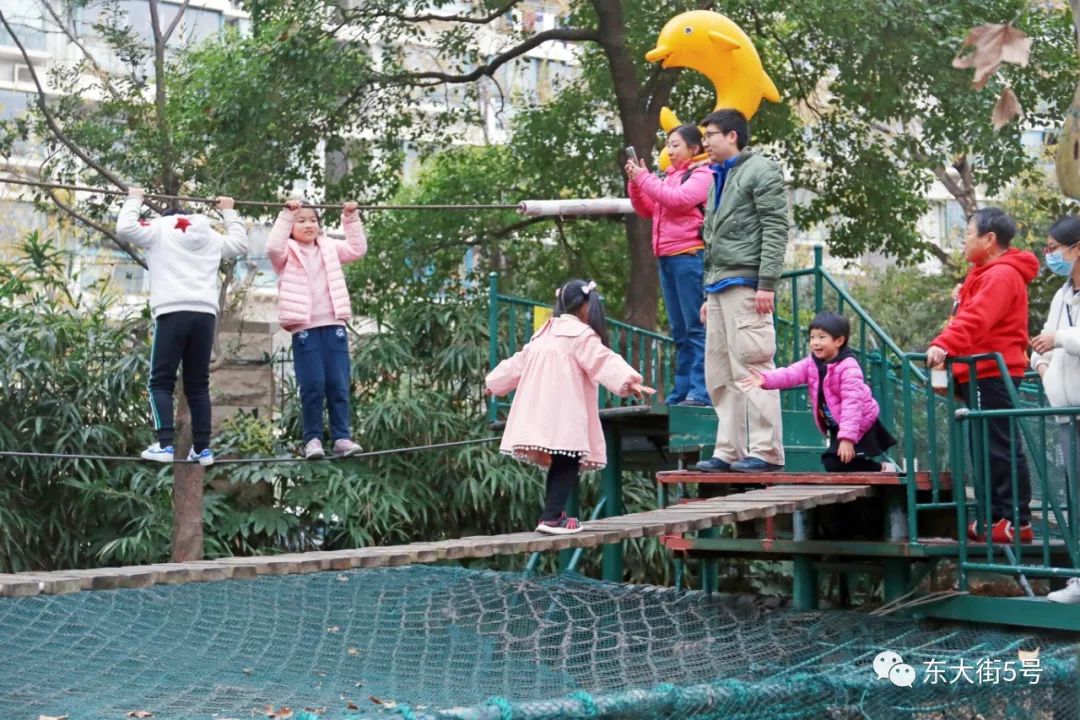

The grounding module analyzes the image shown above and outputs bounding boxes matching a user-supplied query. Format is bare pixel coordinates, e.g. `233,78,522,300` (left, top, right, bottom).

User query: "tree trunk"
170,386,204,561
594,0,659,330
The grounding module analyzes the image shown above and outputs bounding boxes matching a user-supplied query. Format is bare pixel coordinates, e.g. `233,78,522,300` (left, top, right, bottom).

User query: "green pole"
601,426,624,582
813,245,824,313
792,509,818,610
487,272,499,424
883,487,912,601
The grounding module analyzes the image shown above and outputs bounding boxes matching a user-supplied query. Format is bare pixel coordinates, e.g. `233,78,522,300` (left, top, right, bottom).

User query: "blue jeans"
658,251,708,404
292,325,352,443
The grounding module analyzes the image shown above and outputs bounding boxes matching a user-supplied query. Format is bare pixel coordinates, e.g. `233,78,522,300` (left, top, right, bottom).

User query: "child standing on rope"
267,200,367,459
117,188,249,466
739,312,898,473
486,280,655,534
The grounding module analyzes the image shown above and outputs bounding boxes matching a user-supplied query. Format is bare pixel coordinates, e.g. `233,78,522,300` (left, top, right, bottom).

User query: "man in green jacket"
694,109,789,474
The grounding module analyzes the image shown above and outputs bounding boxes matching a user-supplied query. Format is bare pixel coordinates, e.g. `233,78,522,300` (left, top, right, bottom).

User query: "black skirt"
826,419,897,458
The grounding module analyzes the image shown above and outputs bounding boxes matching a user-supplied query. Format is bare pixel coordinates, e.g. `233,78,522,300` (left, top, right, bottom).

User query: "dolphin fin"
708,30,741,51
659,106,680,132
761,70,781,103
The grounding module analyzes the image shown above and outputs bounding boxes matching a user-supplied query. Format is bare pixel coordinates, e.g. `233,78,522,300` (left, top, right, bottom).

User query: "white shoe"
186,448,215,466
1047,577,1080,604
880,461,900,472
140,443,174,463
304,438,325,460
535,514,583,535
333,438,363,457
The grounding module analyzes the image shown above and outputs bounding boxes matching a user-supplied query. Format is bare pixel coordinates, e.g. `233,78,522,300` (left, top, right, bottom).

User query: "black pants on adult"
149,311,216,452
957,376,1032,525
542,454,581,521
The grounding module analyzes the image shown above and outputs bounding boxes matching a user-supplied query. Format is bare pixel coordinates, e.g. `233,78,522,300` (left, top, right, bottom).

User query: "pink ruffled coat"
485,315,642,470
266,208,368,332
759,354,880,443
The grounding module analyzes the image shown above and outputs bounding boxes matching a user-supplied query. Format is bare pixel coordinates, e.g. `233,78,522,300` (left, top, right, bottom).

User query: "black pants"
149,311,216,451
542,454,580,521
958,376,1032,524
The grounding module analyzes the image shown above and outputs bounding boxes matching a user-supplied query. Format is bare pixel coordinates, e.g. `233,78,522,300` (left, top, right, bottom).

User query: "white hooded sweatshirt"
116,197,248,318
1031,279,1080,422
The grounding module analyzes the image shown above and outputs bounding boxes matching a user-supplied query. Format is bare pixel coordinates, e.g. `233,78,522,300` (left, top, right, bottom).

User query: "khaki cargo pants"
704,285,784,465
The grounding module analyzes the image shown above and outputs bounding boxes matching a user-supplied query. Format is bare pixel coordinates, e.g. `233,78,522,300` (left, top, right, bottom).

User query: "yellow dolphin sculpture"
645,10,781,170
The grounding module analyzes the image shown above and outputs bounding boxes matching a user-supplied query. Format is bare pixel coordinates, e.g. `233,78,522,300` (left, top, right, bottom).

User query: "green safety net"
0,566,1076,719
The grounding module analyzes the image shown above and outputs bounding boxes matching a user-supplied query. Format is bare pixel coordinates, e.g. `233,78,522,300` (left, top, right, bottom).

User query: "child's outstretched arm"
336,202,368,264
214,196,248,258
115,188,157,249
576,332,652,398
485,345,529,397
265,202,296,273
749,357,814,391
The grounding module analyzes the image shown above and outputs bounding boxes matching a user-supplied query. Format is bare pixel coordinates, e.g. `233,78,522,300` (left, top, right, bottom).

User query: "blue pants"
658,251,708,404
292,325,352,443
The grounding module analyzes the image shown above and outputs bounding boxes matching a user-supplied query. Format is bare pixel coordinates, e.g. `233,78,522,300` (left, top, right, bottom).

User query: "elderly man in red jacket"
927,208,1039,544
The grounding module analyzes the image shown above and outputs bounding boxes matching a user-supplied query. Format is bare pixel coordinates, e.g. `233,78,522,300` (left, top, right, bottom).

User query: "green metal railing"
486,272,675,423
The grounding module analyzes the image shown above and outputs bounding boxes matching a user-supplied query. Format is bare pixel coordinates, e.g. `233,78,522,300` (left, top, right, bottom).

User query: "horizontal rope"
0,436,500,465
0,175,518,211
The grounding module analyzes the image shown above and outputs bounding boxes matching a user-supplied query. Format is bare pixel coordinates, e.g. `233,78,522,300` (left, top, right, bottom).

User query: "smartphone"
625,146,637,163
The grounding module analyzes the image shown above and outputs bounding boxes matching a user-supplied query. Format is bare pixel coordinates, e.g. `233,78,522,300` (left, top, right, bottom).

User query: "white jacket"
116,198,248,317
1031,279,1080,422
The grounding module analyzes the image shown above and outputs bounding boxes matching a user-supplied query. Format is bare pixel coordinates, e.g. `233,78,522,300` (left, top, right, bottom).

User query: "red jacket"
931,248,1039,384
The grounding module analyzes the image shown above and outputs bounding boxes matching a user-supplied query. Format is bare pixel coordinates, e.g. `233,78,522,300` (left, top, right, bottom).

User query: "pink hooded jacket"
627,163,711,257
760,354,880,444
486,315,642,470
266,208,368,332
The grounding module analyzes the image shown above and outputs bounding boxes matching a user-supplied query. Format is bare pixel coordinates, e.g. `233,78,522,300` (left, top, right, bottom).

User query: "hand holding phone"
625,146,637,163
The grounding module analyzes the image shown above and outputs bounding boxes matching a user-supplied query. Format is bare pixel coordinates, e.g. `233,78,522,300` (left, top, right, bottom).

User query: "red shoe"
990,519,1033,543
968,519,1033,543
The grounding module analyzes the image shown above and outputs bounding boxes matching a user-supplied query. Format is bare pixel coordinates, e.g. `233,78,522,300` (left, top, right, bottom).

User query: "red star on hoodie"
174,217,191,233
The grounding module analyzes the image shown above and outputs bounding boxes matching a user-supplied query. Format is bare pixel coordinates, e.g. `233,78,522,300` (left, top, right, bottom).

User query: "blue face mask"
1046,250,1075,277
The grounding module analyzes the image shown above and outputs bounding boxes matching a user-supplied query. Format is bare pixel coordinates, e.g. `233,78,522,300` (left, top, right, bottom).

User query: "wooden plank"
656,470,950,490
12,573,83,595
0,575,44,597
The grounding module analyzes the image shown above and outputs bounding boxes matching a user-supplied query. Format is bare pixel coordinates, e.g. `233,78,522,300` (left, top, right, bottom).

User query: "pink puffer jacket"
627,162,711,257
759,354,880,443
266,208,367,331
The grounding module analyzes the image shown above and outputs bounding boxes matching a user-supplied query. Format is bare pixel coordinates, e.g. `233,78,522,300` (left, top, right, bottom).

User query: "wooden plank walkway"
0,485,871,598
657,470,952,491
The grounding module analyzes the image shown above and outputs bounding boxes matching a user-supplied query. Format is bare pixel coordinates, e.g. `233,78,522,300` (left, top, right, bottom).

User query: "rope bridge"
0,485,869,597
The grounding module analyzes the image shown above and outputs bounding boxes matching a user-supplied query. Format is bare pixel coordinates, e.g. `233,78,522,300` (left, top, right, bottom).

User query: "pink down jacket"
759,355,880,443
266,208,368,332
627,162,711,257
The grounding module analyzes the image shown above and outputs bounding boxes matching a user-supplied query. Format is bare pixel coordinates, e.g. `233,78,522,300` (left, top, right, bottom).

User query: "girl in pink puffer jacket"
741,312,897,472
267,200,368,459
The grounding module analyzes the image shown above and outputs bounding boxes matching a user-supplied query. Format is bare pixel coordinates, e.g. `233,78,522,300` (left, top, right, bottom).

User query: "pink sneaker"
333,439,363,458
535,513,582,535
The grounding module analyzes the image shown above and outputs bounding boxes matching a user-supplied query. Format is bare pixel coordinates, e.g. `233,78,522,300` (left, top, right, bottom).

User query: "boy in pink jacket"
486,279,655,534
267,200,367,459
741,312,897,472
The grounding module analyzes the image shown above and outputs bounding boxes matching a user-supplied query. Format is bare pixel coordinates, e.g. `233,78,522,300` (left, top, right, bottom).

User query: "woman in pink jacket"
267,200,368,459
626,125,712,407
486,280,655,535
741,312,897,472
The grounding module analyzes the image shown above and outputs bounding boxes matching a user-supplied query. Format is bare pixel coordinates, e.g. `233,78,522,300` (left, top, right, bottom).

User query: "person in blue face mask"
1031,215,1080,604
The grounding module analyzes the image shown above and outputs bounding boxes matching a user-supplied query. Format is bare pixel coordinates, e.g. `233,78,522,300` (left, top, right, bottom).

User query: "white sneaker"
140,443,174,463
304,438,325,460
333,438,363,457
880,461,901,472
1047,577,1080,604
186,448,215,466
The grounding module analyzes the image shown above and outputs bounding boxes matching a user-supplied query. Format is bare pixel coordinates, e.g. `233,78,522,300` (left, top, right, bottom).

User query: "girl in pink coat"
267,200,368,459
741,312,897,472
486,279,656,534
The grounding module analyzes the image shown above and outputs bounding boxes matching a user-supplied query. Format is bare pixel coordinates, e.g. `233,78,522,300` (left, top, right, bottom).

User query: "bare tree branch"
46,188,148,268
37,0,125,103
347,0,521,26
375,27,599,86
161,0,192,45
0,9,128,190
146,0,178,195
